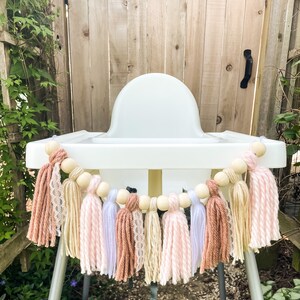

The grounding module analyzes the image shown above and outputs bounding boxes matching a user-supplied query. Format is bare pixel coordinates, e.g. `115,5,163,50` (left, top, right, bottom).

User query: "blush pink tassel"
27,148,67,247
160,193,191,285
80,175,107,275
243,151,281,250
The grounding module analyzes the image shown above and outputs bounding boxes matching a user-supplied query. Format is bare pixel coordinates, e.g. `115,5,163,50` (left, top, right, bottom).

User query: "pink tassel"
243,151,281,250
27,148,67,247
80,175,107,275
160,193,191,285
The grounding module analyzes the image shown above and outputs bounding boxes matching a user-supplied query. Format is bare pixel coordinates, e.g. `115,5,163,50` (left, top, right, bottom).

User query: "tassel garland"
80,175,107,275
188,190,206,275
27,148,67,247
63,166,84,259
102,189,119,278
243,151,281,250
200,180,230,273
160,193,191,285
144,197,162,284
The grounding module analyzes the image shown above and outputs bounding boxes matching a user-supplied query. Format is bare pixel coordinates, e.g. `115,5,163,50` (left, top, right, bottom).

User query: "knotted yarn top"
69,166,84,181
168,193,180,212
86,175,101,194
206,179,219,197
107,189,118,203
188,190,200,206
223,168,239,184
149,197,158,211
243,150,258,171
125,193,139,212
49,148,68,166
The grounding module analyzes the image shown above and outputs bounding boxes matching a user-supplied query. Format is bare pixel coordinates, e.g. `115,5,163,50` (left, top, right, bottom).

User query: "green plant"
274,110,300,159
0,0,59,243
262,279,300,299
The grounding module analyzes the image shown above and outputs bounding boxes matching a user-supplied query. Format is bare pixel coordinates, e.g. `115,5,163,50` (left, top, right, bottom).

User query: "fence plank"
53,0,72,134
127,0,147,82
184,0,206,108
89,0,110,131
146,0,166,73
234,0,268,134
108,0,128,114
0,225,31,273
200,0,227,132
216,0,246,132
165,0,186,80
68,0,91,131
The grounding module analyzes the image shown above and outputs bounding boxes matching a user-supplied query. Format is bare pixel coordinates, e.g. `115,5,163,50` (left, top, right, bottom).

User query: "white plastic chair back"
107,73,204,138
102,73,210,194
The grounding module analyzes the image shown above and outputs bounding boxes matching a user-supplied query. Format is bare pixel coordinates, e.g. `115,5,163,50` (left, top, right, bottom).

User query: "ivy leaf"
283,129,298,140
287,144,299,156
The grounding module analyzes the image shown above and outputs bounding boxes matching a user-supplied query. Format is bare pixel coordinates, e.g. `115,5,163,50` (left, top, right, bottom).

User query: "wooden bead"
231,158,248,174
251,141,266,157
76,172,92,190
157,195,169,211
139,195,150,211
61,158,78,174
178,192,191,208
45,140,60,155
116,189,129,205
214,171,229,187
195,183,209,199
96,181,110,198
200,197,208,206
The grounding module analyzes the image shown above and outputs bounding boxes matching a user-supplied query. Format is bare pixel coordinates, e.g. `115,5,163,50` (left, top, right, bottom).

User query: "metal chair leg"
244,251,263,300
217,262,226,300
48,238,68,300
82,275,91,300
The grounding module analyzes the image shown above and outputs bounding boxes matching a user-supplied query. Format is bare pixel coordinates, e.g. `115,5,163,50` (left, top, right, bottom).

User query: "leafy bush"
0,0,58,242
262,279,300,300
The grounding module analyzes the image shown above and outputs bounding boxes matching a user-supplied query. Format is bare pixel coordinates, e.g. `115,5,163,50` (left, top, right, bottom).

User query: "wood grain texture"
234,0,265,134
200,0,227,132
68,0,91,130
108,0,128,114
146,0,166,73
216,0,246,132
165,0,186,80
90,0,110,131
127,0,147,81
52,0,72,133
184,0,206,108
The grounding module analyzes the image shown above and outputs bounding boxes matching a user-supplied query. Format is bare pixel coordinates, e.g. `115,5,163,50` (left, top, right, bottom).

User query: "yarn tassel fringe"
200,180,230,273
243,151,281,250
80,175,107,275
160,193,191,285
144,197,162,284
27,148,67,247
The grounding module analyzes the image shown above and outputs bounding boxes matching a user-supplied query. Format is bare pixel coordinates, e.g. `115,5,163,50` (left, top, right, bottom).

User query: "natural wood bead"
214,171,230,187
200,197,208,206
96,181,110,198
116,189,129,205
231,158,248,174
61,158,78,174
45,140,60,155
139,195,150,211
179,192,191,208
195,183,209,199
76,172,92,190
251,141,266,157
157,195,169,211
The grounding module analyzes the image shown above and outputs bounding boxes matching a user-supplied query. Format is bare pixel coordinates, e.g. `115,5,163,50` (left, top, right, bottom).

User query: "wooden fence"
66,0,265,134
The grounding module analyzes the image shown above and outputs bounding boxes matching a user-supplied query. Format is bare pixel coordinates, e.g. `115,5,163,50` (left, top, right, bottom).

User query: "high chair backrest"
107,73,204,138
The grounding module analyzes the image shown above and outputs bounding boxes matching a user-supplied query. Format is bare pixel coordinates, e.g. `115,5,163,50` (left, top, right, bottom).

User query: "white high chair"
26,73,286,300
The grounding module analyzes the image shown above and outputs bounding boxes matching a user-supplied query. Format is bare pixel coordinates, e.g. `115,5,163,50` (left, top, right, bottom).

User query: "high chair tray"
26,130,286,169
